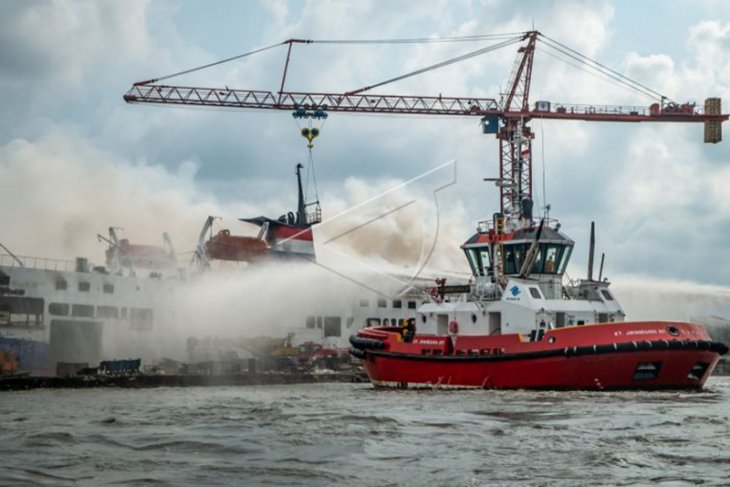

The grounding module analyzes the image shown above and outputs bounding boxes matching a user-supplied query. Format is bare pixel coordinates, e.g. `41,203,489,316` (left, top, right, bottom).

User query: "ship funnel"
587,221,595,281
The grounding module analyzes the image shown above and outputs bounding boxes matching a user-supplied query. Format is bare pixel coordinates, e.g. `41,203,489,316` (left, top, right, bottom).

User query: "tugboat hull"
352,322,728,390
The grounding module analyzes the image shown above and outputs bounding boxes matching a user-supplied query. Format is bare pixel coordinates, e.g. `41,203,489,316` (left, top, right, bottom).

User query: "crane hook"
300,127,319,148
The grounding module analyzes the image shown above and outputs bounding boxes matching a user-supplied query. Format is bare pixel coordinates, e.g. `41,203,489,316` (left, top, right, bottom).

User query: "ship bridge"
461,220,574,280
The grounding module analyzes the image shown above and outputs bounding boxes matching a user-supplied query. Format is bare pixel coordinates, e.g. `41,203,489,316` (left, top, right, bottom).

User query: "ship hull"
352,321,729,390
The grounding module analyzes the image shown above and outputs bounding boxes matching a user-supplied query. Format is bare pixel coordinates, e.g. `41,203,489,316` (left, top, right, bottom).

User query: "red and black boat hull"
350,322,728,390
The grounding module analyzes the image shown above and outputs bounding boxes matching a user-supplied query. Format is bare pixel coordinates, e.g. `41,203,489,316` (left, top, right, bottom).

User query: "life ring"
448,321,459,334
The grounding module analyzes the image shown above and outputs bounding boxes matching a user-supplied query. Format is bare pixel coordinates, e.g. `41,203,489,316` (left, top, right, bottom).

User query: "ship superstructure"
0,230,180,374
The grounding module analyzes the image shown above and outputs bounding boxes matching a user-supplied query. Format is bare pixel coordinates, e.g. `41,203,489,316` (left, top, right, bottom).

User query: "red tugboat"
350,120,728,390
351,211,728,389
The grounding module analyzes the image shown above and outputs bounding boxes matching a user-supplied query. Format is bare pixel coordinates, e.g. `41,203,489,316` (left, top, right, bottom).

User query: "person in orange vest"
545,256,555,273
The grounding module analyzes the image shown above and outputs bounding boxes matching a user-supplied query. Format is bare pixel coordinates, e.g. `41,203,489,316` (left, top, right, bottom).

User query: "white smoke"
0,131,466,363
4,131,729,366
612,274,730,323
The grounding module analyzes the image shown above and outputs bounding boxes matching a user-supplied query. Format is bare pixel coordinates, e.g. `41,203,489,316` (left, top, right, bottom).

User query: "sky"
2,0,730,295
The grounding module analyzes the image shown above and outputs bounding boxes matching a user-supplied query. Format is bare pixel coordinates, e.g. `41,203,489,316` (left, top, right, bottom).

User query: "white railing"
0,254,78,272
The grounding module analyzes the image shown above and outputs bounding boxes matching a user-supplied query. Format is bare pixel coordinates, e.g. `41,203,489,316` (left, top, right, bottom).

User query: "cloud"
2,0,730,291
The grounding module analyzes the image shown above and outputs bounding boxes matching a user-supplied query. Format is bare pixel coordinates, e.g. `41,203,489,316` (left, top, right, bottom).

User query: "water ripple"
0,378,728,485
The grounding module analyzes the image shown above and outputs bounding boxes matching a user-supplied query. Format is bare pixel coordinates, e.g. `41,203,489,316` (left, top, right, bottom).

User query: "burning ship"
0,163,419,376
0,229,180,376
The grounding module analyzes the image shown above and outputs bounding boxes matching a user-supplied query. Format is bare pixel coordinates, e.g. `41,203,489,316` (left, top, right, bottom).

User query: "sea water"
1,378,729,486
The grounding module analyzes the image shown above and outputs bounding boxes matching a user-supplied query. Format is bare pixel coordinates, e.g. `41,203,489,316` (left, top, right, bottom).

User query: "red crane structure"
123,30,727,220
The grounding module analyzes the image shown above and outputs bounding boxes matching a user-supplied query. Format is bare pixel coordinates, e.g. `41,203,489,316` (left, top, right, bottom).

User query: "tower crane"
123,30,728,225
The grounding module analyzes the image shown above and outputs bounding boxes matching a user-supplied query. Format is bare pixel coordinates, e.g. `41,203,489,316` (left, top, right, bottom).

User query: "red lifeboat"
204,229,269,262
106,238,175,270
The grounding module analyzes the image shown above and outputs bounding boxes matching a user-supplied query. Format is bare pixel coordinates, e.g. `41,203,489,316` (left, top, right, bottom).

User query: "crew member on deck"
401,318,416,343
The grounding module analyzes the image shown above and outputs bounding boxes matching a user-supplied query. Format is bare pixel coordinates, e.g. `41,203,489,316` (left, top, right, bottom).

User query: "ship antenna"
587,221,596,281
598,252,605,281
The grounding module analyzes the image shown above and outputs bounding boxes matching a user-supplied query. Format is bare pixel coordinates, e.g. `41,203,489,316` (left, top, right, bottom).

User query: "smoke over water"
612,275,730,323
3,132,729,365
0,132,463,363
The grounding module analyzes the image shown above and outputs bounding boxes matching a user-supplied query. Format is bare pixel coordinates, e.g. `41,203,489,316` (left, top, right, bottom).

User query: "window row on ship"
0,299,154,330
54,279,115,294
358,298,424,309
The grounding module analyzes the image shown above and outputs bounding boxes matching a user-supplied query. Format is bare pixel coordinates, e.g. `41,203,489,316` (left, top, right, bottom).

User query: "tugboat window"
55,280,67,290
558,246,573,274
305,316,315,329
530,248,544,274
78,282,90,292
103,284,114,294
529,287,542,299
503,246,518,274
465,248,480,276
359,299,369,307
407,301,417,309
479,249,492,276
544,246,558,273
377,298,387,308
393,300,402,309
600,290,614,301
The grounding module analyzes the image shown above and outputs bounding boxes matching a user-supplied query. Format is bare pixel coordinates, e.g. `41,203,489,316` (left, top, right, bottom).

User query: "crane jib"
123,85,726,124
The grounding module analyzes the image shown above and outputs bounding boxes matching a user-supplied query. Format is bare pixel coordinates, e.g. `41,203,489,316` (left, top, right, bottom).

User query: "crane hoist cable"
535,46,658,102
292,111,324,208
345,35,524,95
134,41,285,85
132,29,679,116
135,32,529,86
538,34,671,103
305,146,320,208
311,32,526,45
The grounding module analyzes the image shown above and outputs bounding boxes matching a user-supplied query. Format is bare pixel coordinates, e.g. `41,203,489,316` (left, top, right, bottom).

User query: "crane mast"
498,31,537,223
